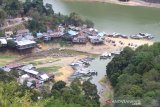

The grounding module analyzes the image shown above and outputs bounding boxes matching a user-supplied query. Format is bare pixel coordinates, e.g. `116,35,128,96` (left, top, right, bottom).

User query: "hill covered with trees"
107,43,160,106
0,0,94,35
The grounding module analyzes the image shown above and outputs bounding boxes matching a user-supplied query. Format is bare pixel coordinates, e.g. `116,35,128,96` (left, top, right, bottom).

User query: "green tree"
52,80,66,91
0,9,6,27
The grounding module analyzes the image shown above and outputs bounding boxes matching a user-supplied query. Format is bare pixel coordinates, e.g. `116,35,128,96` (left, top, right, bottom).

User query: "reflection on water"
89,58,112,92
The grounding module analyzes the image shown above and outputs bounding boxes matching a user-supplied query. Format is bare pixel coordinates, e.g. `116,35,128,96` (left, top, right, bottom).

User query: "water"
44,0,160,41
89,58,111,92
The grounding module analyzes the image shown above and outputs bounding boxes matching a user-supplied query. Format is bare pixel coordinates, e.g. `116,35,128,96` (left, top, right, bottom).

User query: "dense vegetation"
107,43,160,106
0,69,100,107
0,0,94,34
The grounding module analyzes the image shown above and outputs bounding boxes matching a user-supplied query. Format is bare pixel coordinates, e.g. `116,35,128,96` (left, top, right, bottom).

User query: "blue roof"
47,29,54,33
37,33,43,38
68,30,78,36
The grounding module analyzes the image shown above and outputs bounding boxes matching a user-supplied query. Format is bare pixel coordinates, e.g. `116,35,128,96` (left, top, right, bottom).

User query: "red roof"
5,63,24,69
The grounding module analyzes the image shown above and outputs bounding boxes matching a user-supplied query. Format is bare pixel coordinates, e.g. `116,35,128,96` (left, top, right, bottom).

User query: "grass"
37,66,61,73
0,55,16,59
29,61,44,66
23,58,61,66
0,55,17,66
62,49,98,57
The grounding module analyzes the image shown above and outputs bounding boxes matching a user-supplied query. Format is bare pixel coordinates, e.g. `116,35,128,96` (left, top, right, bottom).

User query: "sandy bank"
43,37,153,54
64,0,160,8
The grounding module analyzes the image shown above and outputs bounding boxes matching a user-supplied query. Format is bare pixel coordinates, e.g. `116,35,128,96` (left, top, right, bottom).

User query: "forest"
107,43,160,106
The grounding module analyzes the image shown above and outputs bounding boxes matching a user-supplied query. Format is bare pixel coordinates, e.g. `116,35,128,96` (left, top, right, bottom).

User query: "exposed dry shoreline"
64,0,160,8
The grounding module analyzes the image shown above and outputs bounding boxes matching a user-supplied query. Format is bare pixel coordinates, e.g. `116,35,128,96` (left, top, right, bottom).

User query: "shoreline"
43,37,153,55
64,0,160,8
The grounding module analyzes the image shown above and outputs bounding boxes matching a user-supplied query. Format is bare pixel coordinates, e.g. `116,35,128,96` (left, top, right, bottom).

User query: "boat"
130,34,143,39
139,33,154,40
100,52,112,59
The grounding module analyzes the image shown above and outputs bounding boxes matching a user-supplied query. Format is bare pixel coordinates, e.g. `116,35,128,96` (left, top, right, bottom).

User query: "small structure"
20,64,34,71
72,36,87,44
88,36,104,44
24,69,39,76
43,33,51,41
5,31,13,37
63,30,78,41
19,74,30,84
0,38,7,46
38,74,49,81
37,32,43,39
4,63,24,70
100,52,112,59
49,32,63,38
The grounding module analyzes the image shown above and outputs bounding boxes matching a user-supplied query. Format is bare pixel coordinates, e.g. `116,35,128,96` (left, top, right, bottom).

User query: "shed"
72,36,87,44
24,69,39,76
40,74,49,81
5,31,13,37
5,63,24,69
0,38,7,46
68,30,78,36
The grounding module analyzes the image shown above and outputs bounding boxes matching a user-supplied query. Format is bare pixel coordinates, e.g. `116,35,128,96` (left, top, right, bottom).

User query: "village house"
15,40,36,50
2,63,54,88
88,36,104,44
43,33,51,41
2,63,24,72
5,31,13,37
72,36,87,44
62,30,78,41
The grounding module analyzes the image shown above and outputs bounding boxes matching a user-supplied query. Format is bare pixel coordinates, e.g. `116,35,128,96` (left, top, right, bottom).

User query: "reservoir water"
44,0,160,41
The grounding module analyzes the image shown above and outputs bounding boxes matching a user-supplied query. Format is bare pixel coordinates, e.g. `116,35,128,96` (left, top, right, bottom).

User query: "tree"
0,9,6,27
4,0,23,17
45,3,54,16
7,40,17,48
107,43,160,106
52,80,66,91
85,19,94,28
82,81,100,107
0,30,5,37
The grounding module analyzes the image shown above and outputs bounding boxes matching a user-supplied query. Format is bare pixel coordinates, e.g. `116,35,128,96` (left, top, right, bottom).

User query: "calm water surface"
89,58,111,91
44,0,160,41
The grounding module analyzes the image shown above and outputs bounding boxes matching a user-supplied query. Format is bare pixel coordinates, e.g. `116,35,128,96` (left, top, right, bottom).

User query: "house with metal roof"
62,30,78,41
88,36,104,44
36,32,43,39
15,40,36,50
